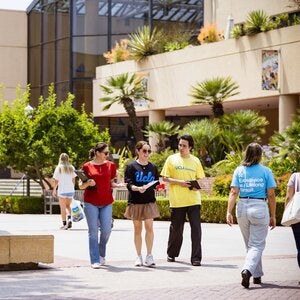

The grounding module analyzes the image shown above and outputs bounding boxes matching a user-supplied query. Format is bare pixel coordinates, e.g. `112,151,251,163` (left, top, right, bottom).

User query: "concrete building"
0,0,299,149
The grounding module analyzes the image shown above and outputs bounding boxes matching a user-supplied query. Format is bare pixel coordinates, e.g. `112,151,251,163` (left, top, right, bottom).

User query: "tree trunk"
123,99,144,142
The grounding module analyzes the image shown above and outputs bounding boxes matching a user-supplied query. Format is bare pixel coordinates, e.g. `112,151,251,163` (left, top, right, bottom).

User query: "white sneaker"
144,254,155,267
91,262,101,269
134,255,143,267
60,224,68,230
100,256,106,266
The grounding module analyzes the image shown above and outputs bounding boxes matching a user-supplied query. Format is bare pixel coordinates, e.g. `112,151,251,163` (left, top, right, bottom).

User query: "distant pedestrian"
226,143,276,288
52,153,77,230
285,172,300,274
161,134,205,266
124,141,160,267
79,142,125,269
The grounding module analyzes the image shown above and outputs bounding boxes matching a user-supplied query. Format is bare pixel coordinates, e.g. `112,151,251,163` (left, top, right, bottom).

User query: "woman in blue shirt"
226,143,276,288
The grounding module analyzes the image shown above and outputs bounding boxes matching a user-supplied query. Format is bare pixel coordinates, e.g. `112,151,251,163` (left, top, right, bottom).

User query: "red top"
82,161,117,206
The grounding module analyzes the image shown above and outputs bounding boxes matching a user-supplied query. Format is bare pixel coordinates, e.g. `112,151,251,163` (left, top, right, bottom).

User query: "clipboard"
188,180,201,190
75,169,90,182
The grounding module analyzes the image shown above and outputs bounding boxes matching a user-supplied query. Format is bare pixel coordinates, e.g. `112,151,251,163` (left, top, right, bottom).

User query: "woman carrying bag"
285,172,300,273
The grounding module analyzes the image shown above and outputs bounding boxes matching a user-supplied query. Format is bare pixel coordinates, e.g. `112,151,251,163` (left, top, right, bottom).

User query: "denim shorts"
58,192,75,198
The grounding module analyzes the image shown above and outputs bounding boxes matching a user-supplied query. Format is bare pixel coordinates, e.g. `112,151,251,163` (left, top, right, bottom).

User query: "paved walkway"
0,214,299,299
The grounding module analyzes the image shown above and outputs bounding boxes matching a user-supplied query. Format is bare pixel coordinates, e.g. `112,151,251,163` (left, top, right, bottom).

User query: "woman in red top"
80,142,124,269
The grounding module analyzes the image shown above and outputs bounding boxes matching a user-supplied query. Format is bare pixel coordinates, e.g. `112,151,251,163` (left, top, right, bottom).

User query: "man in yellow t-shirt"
161,134,205,266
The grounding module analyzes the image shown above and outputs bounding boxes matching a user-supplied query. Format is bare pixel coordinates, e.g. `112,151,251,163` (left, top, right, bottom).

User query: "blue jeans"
83,202,112,264
236,198,269,278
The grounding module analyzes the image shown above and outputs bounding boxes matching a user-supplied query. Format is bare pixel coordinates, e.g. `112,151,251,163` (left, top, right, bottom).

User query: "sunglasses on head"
142,149,151,154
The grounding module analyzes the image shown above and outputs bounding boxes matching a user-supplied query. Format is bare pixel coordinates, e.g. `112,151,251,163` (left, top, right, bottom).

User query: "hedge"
0,196,286,226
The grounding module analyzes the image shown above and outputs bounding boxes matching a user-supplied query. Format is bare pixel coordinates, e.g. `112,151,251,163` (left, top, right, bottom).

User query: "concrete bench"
0,234,54,271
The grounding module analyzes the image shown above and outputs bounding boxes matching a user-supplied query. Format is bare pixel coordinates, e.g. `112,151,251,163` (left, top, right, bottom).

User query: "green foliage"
275,173,292,198
231,24,244,39
0,196,43,214
149,148,175,174
292,13,300,25
0,85,108,189
270,111,300,173
100,72,152,142
212,175,232,197
128,26,163,61
190,76,239,118
244,10,274,35
144,121,180,153
209,152,243,177
219,110,269,150
163,41,189,52
180,119,223,165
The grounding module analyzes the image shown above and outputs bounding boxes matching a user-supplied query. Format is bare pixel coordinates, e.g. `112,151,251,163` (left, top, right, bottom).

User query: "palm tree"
219,110,269,150
143,121,180,153
190,76,239,118
99,73,152,142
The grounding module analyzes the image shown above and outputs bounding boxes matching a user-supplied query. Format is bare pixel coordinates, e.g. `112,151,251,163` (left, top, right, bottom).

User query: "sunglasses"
142,149,152,154
102,151,110,155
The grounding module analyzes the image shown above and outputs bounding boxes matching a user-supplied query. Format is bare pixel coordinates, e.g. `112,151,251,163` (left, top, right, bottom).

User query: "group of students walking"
52,136,299,288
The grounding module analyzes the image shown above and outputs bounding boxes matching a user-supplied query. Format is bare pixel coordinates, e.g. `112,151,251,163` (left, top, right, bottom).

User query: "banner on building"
262,50,279,90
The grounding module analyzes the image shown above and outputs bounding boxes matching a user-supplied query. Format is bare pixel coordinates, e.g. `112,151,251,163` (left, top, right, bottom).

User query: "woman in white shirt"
53,153,77,229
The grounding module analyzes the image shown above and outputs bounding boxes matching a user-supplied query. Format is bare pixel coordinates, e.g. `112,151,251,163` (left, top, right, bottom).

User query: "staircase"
0,179,43,197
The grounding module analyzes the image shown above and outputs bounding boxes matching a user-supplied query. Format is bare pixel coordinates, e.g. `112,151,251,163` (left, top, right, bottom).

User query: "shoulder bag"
281,173,300,226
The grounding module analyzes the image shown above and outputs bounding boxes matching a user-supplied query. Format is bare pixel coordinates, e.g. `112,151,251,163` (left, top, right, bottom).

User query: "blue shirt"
231,164,276,199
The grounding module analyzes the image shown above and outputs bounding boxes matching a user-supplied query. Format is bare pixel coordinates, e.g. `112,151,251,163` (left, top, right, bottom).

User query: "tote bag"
281,173,300,226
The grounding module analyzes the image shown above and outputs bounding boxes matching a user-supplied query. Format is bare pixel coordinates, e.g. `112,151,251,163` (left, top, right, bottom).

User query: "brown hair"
242,143,263,166
89,142,108,160
135,141,150,158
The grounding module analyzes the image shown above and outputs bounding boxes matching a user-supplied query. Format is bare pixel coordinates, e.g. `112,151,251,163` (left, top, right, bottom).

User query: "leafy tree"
143,121,180,153
0,85,110,190
270,111,300,173
190,76,239,118
219,110,269,150
100,72,152,142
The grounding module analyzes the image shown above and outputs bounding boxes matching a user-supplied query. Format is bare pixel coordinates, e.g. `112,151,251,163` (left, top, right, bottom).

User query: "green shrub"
212,175,232,196
275,173,291,198
0,196,44,214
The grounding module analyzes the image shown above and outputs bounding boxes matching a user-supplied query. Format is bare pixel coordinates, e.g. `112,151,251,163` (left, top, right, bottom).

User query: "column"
148,110,165,152
278,94,299,132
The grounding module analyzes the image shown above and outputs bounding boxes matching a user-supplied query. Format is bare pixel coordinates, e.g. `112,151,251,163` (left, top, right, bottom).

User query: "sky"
0,0,33,11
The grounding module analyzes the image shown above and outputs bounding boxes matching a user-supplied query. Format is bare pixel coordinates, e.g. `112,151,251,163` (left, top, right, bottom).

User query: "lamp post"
24,104,34,196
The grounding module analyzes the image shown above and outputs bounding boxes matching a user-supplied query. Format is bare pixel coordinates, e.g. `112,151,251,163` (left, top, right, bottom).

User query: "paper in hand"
143,180,159,190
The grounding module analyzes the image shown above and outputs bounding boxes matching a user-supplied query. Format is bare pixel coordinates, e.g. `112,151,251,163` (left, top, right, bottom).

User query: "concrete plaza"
0,214,299,299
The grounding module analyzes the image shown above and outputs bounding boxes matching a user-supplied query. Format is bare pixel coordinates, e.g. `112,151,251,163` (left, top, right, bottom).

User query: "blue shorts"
58,192,75,198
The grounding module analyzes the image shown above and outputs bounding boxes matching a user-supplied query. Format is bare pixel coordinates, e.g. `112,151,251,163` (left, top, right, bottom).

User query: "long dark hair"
242,143,263,166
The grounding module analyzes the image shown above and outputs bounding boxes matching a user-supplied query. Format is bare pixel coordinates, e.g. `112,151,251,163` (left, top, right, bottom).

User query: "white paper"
143,180,159,190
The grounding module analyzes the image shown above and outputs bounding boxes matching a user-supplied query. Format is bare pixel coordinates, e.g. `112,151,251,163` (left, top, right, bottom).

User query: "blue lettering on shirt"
135,171,155,183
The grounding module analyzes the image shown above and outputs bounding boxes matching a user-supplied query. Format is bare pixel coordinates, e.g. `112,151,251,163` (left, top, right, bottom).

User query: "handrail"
9,174,27,196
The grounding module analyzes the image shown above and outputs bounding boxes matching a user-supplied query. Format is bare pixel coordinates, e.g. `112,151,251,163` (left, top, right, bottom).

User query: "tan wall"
204,0,295,31
93,25,300,118
0,10,27,102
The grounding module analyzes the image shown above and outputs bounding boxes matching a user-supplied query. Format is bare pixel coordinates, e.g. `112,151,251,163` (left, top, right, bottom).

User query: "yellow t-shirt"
161,153,205,208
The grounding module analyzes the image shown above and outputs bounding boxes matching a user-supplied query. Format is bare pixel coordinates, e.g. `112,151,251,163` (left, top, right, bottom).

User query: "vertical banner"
262,50,279,90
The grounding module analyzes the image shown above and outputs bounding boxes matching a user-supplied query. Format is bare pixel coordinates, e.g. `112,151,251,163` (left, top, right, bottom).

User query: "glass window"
56,38,70,82
29,87,42,108
42,3,55,42
28,8,42,47
73,0,108,36
42,42,55,85
57,0,70,39
28,46,41,88
73,80,92,113
56,82,70,103
72,36,106,78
